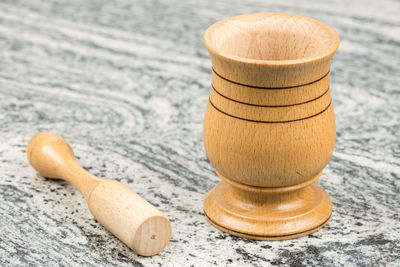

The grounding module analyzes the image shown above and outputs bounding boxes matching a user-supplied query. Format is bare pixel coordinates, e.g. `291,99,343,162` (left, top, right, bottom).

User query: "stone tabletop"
0,0,399,266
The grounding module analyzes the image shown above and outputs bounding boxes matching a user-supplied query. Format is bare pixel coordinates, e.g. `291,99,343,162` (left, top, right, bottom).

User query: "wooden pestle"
27,132,172,256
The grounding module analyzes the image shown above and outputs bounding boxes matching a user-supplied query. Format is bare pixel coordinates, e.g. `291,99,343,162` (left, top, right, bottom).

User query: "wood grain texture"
27,133,172,256
0,0,399,266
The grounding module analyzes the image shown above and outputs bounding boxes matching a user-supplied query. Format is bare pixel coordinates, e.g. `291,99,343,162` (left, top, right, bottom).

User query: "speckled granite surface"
0,0,399,266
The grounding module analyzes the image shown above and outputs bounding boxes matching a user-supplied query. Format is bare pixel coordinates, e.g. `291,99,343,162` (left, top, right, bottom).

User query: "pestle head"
27,132,75,179
88,180,172,256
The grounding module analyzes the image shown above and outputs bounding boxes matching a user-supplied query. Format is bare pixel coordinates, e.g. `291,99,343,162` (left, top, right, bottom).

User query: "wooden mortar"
202,13,340,240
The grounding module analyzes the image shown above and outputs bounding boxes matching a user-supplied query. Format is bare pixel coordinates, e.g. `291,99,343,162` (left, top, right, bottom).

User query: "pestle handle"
27,133,172,256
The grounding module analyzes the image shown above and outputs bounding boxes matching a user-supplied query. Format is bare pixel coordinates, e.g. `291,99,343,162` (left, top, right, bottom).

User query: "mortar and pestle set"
27,13,340,256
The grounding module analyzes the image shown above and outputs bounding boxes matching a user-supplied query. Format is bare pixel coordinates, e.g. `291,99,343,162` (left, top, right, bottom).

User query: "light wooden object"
27,133,172,256
202,13,340,240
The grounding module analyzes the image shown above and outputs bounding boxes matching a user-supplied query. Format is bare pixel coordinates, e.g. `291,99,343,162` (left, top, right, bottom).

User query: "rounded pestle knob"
27,132,172,256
